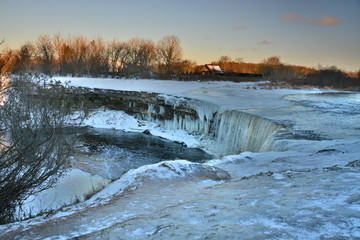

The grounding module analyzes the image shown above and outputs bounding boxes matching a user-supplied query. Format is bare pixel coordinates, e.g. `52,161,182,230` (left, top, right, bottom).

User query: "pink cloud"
307,15,341,26
281,12,301,23
281,13,341,27
260,40,272,45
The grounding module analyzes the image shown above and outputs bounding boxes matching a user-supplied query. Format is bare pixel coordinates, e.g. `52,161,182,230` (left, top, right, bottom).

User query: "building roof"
206,64,223,74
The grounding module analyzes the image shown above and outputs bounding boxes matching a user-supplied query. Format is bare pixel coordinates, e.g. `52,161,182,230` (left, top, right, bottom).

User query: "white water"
146,95,286,156
212,110,284,155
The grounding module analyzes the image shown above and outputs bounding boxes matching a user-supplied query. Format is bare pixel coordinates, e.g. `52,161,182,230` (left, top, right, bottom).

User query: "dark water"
74,127,214,179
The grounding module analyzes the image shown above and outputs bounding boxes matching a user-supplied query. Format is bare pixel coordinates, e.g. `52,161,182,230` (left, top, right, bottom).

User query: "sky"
0,0,359,71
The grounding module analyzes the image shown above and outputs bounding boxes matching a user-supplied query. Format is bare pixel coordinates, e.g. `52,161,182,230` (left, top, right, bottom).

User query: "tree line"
1,34,359,89
0,34,185,78
212,56,360,90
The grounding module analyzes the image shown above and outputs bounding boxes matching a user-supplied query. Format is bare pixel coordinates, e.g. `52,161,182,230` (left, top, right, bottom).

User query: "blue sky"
0,0,359,71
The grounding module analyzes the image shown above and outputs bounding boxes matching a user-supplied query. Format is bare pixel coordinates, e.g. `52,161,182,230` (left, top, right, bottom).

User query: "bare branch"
0,75,84,223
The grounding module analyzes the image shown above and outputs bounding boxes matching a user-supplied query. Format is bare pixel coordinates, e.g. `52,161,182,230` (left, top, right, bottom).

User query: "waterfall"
74,88,285,156
146,95,284,156
211,110,283,155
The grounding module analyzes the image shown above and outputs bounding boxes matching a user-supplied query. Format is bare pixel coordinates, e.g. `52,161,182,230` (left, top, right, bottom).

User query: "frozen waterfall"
146,95,285,156
68,88,286,156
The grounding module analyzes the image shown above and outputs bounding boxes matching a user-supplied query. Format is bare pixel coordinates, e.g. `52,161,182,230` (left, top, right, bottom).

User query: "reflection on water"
73,128,213,180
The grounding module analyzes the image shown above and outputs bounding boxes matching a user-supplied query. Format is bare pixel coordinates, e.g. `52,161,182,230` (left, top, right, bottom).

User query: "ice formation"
146,95,285,156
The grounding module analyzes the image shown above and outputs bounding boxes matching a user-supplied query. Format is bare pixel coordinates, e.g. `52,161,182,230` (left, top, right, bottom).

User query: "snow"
207,65,224,74
70,108,139,130
87,160,198,202
68,108,202,149
1,77,360,239
17,168,110,219
55,76,256,95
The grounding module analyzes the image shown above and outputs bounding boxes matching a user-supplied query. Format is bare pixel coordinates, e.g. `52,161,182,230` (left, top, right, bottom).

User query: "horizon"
0,0,359,72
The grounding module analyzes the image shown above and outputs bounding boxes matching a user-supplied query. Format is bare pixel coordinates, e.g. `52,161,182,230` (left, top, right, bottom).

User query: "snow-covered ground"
1,77,359,239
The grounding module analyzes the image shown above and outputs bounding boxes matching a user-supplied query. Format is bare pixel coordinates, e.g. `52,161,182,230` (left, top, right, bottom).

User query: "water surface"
74,128,214,179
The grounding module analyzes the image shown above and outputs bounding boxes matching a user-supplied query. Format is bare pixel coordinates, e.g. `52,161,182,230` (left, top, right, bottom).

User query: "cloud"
307,16,341,26
234,24,247,31
281,12,301,23
281,13,341,27
260,40,272,45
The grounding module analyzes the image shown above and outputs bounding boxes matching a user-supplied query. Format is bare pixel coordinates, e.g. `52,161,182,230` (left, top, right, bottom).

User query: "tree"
264,56,281,65
124,38,156,78
260,56,283,80
156,35,182,78
0,49,17,74
106,40,129,75
68,36,89,76
234,57,243,63
15,43,35,73
0,75,82,223
218,56,232,64
179,59,197,74
86,38,107,76
35,35,55,75
216,56,232,73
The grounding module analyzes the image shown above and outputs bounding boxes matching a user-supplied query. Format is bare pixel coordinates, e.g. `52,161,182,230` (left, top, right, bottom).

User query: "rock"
346,194,360,204
142,129,151,135
346,159,360,167
314,149,344,155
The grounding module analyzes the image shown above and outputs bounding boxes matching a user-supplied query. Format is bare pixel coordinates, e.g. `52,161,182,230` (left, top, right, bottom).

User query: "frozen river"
1,77,359,239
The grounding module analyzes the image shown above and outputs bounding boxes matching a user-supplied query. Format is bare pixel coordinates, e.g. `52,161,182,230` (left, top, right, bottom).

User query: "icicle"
145,94,284,156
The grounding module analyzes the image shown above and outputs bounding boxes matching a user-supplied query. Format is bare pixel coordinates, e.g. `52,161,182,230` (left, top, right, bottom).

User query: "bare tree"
124,38,156,78
106,40,128,75
263,56,281,65
68,36,89,76
35,35,55,75
0,75,81,223
52,34,66,73
137,39,156,77
156,35,182,78
218,56,232,64
86,37,107,76
15,43,35,73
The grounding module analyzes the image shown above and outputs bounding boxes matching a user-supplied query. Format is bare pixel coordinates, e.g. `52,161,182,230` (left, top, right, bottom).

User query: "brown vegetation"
1,34,184,78
212,56,359,90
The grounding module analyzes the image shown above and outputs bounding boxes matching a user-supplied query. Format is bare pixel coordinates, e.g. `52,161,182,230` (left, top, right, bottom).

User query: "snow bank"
54,76,261,95
88,160,230,204
17,168,110,220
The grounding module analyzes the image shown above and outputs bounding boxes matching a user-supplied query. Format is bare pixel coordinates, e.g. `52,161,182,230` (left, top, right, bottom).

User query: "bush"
0,74,81,223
